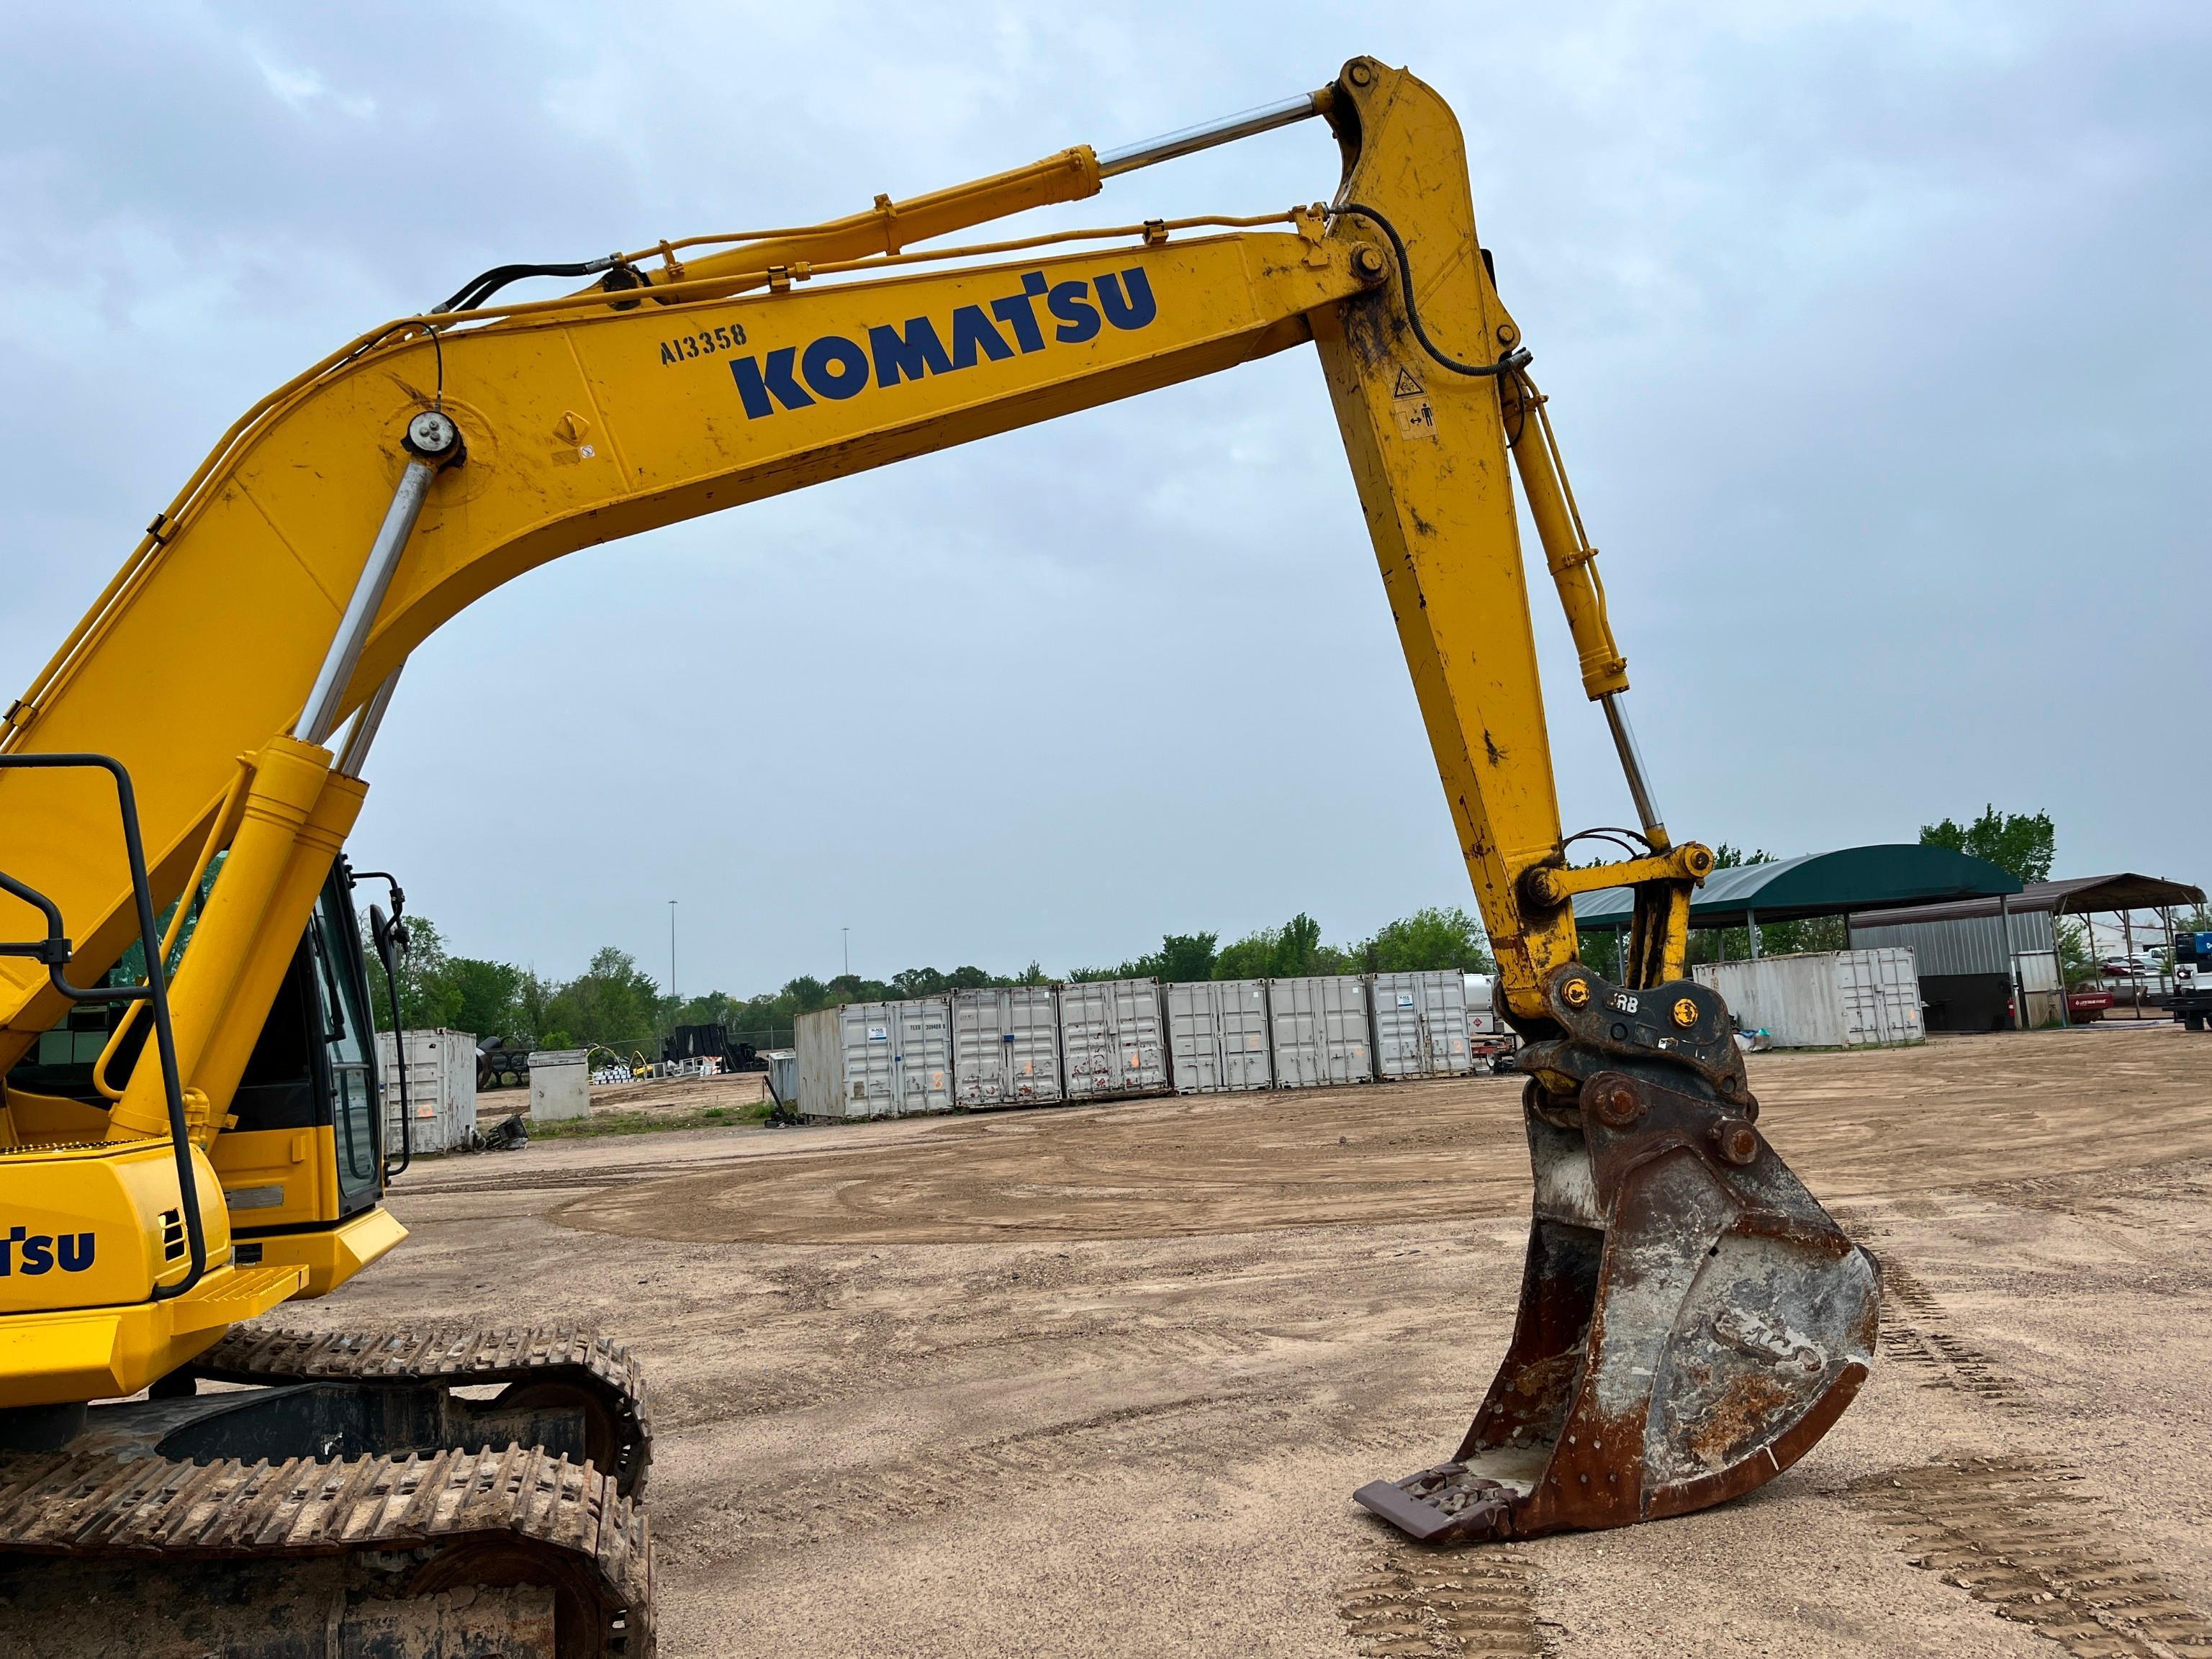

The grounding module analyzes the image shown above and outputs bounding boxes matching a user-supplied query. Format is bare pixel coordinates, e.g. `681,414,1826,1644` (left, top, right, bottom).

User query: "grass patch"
516,1100,775,1140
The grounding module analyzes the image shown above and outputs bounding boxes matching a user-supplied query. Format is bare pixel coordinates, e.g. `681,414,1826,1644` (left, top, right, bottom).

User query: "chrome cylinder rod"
296,411,459,747
1097,91,1326,178
1602,692,1670,851
335,664,405,779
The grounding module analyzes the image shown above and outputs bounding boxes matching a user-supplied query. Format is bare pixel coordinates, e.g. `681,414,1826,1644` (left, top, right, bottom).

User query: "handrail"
0,754,207,1301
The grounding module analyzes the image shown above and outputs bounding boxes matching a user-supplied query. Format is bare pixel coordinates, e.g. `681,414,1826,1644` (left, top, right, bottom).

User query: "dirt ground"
477,1069,775,1124
319,1024,2212,1656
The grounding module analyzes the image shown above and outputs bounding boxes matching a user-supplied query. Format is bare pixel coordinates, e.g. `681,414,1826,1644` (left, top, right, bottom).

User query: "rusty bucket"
1355,972,1879,1544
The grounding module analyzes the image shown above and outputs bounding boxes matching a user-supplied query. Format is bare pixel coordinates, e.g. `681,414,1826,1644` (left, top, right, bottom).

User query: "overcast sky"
4,3,2205,995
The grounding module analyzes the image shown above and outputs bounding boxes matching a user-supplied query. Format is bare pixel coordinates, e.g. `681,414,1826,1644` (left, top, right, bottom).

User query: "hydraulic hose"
1330,202,1531,379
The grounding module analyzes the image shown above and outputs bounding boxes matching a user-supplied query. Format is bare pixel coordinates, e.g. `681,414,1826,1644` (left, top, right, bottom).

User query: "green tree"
541,946,667,1050
1358,907,1493,973
1919,806,2056,884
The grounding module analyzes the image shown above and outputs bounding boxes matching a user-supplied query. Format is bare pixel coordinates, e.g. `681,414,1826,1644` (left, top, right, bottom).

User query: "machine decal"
658,322,749,365
0,1225,96,1275
728,267,1159,419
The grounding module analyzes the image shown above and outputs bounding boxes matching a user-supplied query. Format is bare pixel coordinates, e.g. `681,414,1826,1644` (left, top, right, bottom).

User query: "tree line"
363,905,1493,1052
365,804,2090,1049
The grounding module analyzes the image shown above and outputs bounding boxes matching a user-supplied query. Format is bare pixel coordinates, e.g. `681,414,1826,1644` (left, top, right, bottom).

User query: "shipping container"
951,985,1063,1109
795,998,954,1119
1057,977,1169,1101
1693,949,1924,1049
374,1028,479,1155
1268,975,1374,1090
1370,970,1474,1080
1166,980,1273,1094
763,1049,798,1113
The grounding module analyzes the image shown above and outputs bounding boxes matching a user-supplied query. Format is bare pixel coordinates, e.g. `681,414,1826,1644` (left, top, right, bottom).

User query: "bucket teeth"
1357,982,1879,1547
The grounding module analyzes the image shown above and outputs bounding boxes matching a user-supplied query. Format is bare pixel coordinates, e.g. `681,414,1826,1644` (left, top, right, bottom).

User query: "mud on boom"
0,53,1870,1655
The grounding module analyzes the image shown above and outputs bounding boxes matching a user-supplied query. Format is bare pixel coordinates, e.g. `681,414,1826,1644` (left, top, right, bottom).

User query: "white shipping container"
1268,975,1374,1090
1693,949,1924,1049
952,985,1063,1109
374,1028,479,1155
1167,980,1273,1094
1057,978,1169,1101
1371,971,1475,1080
795,999,954,1119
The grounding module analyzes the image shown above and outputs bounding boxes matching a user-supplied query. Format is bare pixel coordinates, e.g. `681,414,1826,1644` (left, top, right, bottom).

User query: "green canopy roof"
1572,844,2023,934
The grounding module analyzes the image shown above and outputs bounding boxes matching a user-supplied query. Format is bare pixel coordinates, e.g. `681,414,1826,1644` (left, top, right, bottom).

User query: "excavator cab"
212,866,401,1287
3,864,402,1297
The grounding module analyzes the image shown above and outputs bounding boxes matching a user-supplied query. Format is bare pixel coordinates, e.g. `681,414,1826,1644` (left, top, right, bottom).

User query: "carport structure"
1572,843,2025,957
1849,873,2206,1026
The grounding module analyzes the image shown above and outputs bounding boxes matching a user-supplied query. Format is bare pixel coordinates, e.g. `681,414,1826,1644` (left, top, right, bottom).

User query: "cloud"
1,1,2206,994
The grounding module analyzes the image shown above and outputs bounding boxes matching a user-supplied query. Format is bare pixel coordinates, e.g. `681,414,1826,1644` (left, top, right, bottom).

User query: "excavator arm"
0,55,1874,1635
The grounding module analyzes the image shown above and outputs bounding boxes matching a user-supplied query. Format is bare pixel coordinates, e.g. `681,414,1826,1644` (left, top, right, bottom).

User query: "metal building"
1848,872,2205,1030
1166,979,1273,1094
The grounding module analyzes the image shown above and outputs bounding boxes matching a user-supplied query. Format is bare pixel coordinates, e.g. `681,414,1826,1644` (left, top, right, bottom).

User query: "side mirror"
369,903,401,980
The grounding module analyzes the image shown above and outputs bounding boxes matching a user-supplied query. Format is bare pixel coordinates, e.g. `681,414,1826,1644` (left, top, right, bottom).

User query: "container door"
1328,978,1373,1085
1117,982,1168,1095
848,1007,895,1117
1270,980,1314,1090
1008,986,1060,1104
1222,982,1271,1090
1423,972,1472,1075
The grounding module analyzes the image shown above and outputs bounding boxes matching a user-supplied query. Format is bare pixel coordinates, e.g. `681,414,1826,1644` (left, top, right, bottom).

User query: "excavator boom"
0,55,1874,1653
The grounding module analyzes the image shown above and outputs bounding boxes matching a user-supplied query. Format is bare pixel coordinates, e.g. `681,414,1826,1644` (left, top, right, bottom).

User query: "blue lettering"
990,272,1049,353
19,1236,52,1276
870,317,953,387
0,1224,21,1277
730,348,815,419
800,335,871,400
1047,280,1101,343
727,270,1161,417
1095,268,1157,331
949,305,1014,369
58,1232,94,1273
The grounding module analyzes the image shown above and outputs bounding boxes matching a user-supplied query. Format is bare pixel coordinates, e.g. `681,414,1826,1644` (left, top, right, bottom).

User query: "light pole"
669,900,678,1005
842,926,849,980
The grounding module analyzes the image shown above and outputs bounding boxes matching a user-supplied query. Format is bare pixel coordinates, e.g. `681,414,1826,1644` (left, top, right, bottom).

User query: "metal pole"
2051,904,2069,1027
1600,693,1669,850
1747,909,1760,961
842,927,850,978
2002,892,2026,1029
1096,91,1327,177
297,412,459,746
669,899,678,1003
2125,908,2142,1020
335,665,405,779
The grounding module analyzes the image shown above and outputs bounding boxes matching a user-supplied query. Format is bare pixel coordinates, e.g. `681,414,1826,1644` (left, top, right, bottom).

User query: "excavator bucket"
1356,972,1879,1544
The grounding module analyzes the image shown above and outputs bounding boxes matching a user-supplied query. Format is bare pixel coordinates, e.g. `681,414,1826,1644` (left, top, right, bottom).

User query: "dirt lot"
325,1025,2212,1655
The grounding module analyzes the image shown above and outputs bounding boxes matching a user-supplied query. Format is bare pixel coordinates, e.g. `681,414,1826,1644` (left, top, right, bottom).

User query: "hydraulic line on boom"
0,55,1875,1653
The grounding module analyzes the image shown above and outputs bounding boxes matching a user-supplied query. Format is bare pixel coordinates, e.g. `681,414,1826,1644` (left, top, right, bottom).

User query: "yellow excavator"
0,58,1877,1655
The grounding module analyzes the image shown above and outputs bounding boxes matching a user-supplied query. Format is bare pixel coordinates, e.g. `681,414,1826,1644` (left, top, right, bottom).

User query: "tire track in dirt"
1850,1457,2212,1657
1337,1548,1545,1658
660,1383,1450,1568
1871,1250,2021,1408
